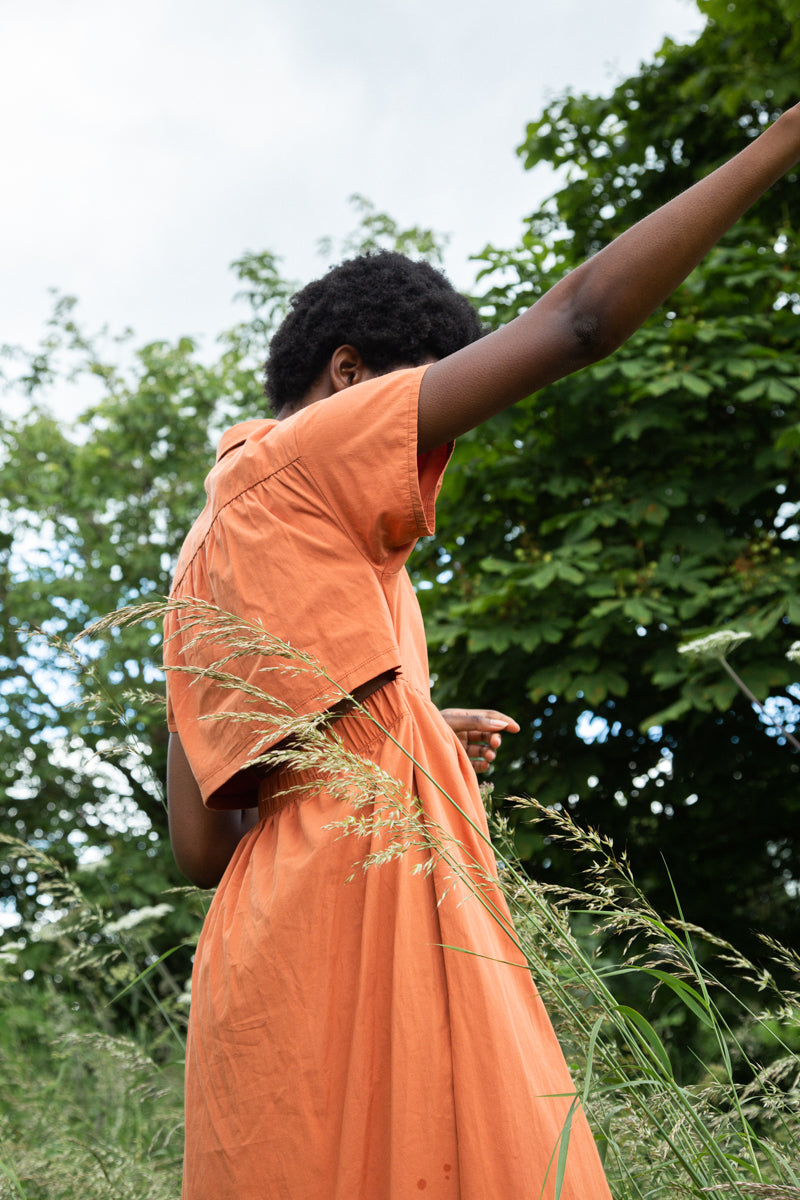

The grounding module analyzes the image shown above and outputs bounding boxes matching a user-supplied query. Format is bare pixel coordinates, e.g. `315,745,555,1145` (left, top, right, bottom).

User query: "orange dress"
166,368,612,1199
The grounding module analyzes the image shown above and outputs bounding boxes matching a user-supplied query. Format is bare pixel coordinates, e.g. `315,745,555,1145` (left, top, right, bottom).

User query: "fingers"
438,707,520,775
465,733,500,769
439,708,521,734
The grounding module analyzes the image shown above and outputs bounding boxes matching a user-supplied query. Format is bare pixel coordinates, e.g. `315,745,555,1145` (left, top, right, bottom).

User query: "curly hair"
264,251,482,413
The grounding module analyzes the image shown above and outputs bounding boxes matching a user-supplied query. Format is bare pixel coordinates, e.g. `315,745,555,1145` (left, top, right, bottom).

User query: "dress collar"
216,419,274,462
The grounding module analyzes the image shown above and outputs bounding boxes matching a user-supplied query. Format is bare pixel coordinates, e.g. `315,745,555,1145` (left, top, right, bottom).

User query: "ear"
329,345,373,392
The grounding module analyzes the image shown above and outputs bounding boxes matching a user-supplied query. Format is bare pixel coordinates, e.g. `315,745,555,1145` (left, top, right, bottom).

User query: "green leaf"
775,426,800,452
555,563,585,586
736,379,768,401
615,1005,674,1077
529,562,558,589
635,968,715,1027
767,378,798,403
622,599,651,625
680,372,713,398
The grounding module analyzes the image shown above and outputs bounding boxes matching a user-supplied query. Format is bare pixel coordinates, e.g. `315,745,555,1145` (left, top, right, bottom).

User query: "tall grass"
1,597,798,1198
493,803,800,1197
0,896,187,1199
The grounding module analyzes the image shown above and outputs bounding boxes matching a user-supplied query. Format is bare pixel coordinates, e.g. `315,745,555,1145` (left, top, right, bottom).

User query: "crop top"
164,364,450,807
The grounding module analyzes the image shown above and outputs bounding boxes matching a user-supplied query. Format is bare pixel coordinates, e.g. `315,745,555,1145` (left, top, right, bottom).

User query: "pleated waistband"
257,677,414,821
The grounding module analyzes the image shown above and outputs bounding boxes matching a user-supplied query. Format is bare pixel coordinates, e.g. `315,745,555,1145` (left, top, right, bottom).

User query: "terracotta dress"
165,368,612,1199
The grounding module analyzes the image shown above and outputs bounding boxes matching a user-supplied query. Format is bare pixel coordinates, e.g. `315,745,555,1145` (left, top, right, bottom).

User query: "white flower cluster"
0,939,25,966
678,630,751,662
103,903,174,936
787,641,800,665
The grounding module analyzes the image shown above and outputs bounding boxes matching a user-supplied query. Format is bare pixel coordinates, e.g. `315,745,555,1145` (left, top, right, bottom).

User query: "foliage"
415,0,800,954
0,988,184,1200
512,804,800,1198
6,603,797,1199
1,0,799,1056
0,196,450,1010
0,864,187,1200
0,300,266,989
679,630,800,751
1,4,798,1191
316,193,449,265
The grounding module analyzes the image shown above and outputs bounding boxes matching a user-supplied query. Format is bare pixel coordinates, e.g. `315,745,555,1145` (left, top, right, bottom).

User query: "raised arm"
418,103,800,452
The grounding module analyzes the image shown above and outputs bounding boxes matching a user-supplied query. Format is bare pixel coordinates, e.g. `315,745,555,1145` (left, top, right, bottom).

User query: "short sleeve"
291,365,451,569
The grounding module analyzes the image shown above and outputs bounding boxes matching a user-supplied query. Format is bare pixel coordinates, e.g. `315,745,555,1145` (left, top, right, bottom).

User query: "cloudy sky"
2,0,703,376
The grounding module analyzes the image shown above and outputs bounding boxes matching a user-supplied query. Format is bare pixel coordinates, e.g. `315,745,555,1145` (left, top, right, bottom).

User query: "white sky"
1,0,703,381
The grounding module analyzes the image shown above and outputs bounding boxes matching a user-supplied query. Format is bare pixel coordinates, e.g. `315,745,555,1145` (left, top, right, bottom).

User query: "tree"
0,262,285,993
0,212,449,1014
3,4,800,989
414,0,800,954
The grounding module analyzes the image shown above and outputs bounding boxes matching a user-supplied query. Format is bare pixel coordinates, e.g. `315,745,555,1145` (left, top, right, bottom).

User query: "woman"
165,101,800,1198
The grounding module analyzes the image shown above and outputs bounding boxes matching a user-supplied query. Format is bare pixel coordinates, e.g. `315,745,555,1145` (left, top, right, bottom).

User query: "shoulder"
290,365,429,460
208,414,300,498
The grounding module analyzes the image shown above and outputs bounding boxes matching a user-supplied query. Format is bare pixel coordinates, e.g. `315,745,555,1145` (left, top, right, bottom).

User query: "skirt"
181,677,611,1199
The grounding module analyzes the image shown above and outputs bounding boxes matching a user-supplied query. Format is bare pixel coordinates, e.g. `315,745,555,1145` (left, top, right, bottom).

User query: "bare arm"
167,731,258,888
418,103,800,452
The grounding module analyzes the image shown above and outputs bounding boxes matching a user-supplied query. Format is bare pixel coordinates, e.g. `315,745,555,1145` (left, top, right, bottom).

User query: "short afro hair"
264,251,482,413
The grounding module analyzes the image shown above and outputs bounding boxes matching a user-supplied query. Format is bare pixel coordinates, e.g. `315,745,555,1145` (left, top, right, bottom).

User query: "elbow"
570,308,620,364
180,861,225,890
171,838,229,889
169,811,257,888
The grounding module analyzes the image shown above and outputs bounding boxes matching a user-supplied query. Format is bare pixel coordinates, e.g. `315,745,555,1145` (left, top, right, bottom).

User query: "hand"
439,708,520,774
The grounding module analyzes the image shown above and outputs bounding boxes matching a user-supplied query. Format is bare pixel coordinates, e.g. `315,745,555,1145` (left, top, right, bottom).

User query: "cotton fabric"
165,366,443,806
167,368,612,1198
